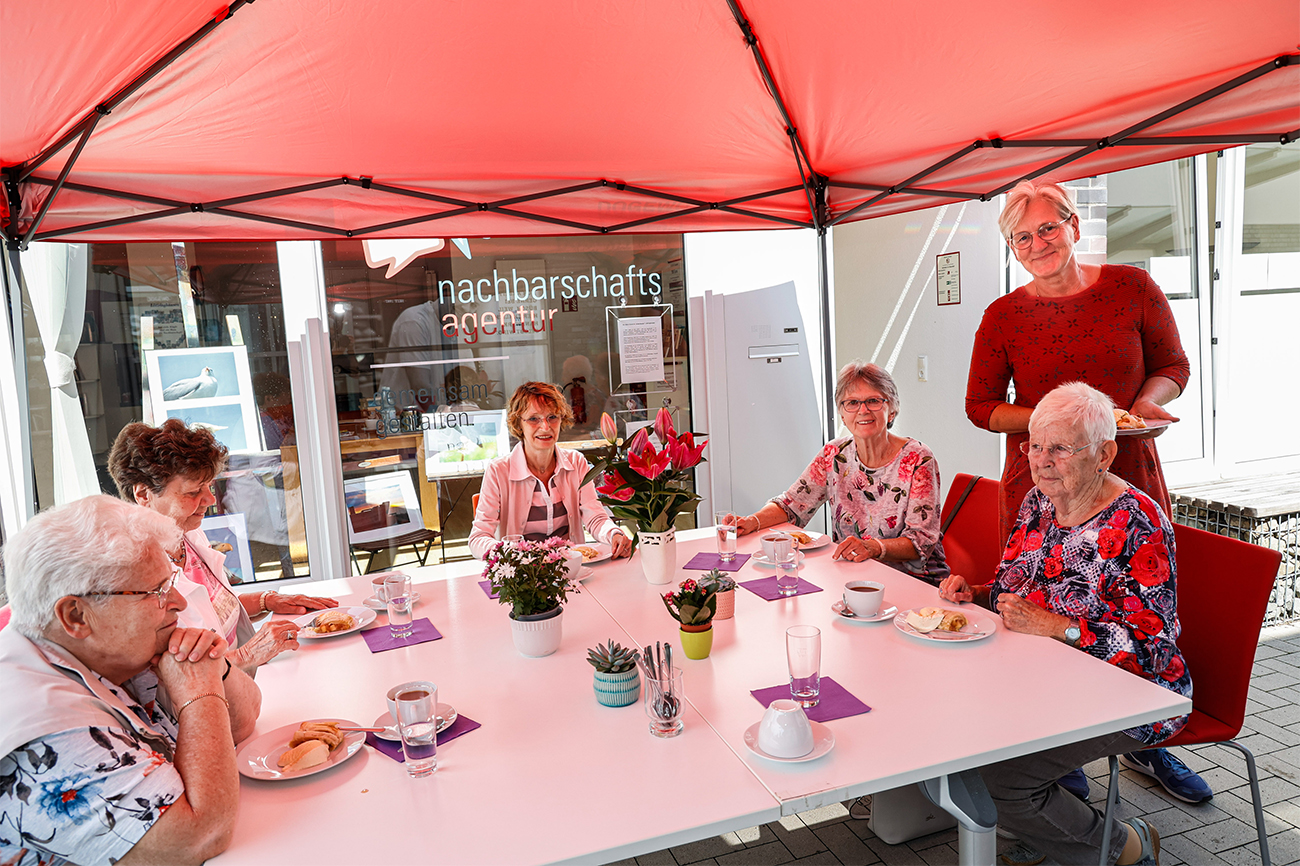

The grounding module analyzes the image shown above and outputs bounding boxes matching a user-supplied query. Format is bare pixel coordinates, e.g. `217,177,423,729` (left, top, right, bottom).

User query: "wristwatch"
1064,620,1082,646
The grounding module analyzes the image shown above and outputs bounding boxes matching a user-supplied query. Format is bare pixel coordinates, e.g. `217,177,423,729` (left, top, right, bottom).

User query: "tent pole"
816,182,835,443
20,113,103,249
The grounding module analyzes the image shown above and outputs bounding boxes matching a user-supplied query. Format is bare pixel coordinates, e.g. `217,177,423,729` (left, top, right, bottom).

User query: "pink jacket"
469,443,621,560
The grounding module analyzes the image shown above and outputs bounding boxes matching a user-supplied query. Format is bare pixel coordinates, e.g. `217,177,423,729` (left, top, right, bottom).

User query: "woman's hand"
162,627,227,665
939,574,974,603
155,631,227,699
1127,399,1178,440
996,593,1073,638
609,532,633,559
832,535,883,563
228,619,300,670
264,593,338,615
734,514,762,537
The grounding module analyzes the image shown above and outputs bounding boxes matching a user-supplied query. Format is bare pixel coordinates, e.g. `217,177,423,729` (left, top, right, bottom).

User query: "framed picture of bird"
145,345,261,453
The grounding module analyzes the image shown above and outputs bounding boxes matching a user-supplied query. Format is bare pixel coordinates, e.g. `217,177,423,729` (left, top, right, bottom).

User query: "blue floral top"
989,486,1191,745
0,673,184,866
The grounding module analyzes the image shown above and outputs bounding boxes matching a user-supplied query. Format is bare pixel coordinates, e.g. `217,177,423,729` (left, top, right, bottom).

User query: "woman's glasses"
80,572,178,609
1007,216,1074,250
839,397,887,412
1019,441,1095,461
523,414,562,427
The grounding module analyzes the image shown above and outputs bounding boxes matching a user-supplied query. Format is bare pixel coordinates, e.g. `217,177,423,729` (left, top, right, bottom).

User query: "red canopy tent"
2,0,1297,247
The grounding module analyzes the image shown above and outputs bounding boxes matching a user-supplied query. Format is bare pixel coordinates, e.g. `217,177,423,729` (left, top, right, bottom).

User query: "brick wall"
1064,176,1107,265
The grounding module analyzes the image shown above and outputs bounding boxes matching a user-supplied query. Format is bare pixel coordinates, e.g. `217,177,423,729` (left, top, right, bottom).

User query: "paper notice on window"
617,317,665,384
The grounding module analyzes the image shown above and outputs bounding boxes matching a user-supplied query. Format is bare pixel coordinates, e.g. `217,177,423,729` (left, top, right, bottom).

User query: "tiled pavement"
615,621,1300,866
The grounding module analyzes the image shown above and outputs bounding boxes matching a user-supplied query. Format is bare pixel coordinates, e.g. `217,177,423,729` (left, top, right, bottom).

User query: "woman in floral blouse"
735,362,948,584
940,382,1187,866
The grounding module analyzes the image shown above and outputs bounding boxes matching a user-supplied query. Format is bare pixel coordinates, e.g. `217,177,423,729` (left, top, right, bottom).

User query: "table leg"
921,771,997,866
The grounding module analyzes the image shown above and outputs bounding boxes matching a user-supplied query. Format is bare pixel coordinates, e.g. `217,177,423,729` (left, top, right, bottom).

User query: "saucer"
372,704,457,741
742,720,835,762
750,550,806,568
363,591,421,611
832,600,898,622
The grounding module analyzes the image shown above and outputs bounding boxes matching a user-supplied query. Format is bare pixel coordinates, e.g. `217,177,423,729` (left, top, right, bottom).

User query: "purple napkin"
361,617,443,653
364,714,483,762
684,552,752,572
478,579,499,599
738,576,823,600
750,676,871,722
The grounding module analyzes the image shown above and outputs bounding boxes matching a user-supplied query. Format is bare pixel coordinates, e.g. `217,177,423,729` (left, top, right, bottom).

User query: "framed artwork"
199,512,255,585
145,345,260,452
343,470,424,543
424,408,510,479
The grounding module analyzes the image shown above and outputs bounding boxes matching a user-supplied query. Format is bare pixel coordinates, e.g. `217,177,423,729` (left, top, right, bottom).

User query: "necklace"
168,545,187,567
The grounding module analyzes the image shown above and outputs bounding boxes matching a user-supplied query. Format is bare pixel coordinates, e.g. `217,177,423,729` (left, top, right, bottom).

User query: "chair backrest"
472,493,481,513
1172,522,1281,735
938,473,1003,586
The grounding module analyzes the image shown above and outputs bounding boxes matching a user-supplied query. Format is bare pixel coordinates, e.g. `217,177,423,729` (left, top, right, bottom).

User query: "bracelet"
221,658,232,681
258,590,273,614
177,692,229,716
873,538,886,559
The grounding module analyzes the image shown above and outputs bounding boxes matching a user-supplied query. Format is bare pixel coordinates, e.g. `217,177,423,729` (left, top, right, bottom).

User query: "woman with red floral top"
940,383,1186,866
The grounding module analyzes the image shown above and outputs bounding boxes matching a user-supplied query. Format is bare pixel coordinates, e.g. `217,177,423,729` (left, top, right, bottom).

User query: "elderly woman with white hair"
735,361,948,583
0,496,261,866
940,383,1189,866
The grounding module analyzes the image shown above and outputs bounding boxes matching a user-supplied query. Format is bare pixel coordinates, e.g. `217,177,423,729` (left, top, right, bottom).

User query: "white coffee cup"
843,580,885,617
760,531,793,562
757,699,814,758
371,575,389,603
387,680,437,721
563,548,584,580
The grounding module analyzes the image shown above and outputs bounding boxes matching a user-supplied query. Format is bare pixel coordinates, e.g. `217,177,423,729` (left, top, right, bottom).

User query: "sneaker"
1125,816,1161,865
1119,749,1213,804
848,795,871,820
1057,768,1090,802
998,840,1045,866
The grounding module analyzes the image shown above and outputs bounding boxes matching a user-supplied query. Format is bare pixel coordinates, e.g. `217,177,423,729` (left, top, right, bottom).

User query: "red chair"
1098,523,1282,865
0,604,10,631
938,473,1003,587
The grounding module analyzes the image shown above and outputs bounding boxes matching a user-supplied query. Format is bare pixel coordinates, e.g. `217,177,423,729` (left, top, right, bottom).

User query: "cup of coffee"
371,575,389,603
563,548,584,580
843,580,885,616
386,680,437,722
757,699,814,758
760,531,793,562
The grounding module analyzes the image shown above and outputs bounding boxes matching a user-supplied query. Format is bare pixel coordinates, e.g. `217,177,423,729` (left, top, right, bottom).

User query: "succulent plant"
698,568,737,593
587,639,640,674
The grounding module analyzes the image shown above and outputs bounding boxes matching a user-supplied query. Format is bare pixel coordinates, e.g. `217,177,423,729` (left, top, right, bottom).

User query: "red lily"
669,431,706,470
653,407,676,442
596,469,634,502
628,440,671,481
628,427,651,455
599,412,619,445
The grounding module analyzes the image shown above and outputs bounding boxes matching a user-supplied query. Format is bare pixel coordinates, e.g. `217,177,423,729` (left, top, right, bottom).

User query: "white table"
213,528,1191,866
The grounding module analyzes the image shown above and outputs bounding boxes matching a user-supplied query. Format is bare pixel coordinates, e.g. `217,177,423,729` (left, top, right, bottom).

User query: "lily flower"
599,413,619,445
653,407,676,443
628,427,651,455
669,431,707,470
628,440,672,480
596,469,634,502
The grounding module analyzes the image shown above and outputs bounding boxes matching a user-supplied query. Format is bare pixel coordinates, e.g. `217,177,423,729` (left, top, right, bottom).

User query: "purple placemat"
738,576,823,600
364,714,483,762
478,579,499,599
361,617,443,653
750,676,871,722
684,552,752,572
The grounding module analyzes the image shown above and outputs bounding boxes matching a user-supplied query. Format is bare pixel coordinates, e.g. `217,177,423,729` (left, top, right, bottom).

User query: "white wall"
831,201,1004,500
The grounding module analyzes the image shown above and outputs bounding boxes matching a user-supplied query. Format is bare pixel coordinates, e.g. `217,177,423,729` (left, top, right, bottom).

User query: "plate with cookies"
894,606,996,642
571,543,612,565
237,718,366,780
785,529,831,551
294,606,375,639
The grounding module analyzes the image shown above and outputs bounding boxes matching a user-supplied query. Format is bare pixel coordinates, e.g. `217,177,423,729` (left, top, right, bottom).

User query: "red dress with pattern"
965,265,1190,542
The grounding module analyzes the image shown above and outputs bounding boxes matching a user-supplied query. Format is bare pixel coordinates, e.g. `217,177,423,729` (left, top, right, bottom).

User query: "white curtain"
21,242,100,505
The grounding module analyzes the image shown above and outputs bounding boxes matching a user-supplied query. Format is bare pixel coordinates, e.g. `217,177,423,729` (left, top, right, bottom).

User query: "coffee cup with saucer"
756,699,814,758
376,681,456,740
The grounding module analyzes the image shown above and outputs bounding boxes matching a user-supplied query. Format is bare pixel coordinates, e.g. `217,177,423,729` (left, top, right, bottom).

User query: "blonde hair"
998,179,1078,240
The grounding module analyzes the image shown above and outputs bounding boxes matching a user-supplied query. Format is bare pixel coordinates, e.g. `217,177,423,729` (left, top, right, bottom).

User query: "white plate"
294,606,376,638
363,591,421,611
743,720,835,763
572,543,612,564
894,607,996,642
371,704,458,741
1116,418,1173,436
237,718,365,780
786,531,831,551
832,600,898,622
750,550,806,568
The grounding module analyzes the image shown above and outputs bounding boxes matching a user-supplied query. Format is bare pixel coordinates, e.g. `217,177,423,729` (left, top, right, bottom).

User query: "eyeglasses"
523,414,562,427
1007,216,1074,250
839,397,888,412
80,572,177,609
1019,441,1095,461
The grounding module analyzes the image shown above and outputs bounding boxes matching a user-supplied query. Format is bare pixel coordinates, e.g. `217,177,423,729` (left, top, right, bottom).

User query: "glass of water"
714,512,738,562
774,548,800,597
786,625,821,708
385,574,414,639
395,683,438,776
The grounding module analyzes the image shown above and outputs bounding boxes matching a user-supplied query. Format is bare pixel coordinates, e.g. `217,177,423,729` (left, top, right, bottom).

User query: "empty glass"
714,512,738,562
786,625,821,708
645,667,684,738
394,683,438,776
774,548,800,597
385,574,414,639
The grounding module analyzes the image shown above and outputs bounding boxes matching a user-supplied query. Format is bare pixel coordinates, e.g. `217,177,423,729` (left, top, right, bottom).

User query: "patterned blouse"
0,673,184,866
772,437,949,583
989,486,1191,746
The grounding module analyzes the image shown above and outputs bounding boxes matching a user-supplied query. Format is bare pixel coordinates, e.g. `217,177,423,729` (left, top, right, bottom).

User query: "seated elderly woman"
0,495,260,866
469,381,632,560
109,420,338,674
735,361,948,583
939,382,1187,866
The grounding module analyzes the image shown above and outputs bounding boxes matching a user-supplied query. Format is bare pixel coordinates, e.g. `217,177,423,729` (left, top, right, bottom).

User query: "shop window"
1106,158,1198,299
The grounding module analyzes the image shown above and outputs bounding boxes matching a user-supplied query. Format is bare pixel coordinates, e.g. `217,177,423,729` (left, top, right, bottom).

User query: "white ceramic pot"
637,528,677,585
508,606,564,657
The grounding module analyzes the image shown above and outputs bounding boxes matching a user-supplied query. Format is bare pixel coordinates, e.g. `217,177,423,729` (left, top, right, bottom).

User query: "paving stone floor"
614,621,1300,866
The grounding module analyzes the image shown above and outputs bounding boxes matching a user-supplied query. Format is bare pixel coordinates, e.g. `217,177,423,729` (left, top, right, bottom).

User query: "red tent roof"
3,0,1297,243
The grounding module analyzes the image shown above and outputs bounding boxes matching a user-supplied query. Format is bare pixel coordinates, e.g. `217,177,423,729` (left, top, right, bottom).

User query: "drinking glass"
385,574,414,639
503,534,524,548
774,548,800,597
395,683,438,776
644,667,684,738
786,625,821,708
714,512,738,562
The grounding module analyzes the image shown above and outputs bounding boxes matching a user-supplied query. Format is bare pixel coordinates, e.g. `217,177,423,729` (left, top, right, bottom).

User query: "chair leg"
1099,755,1120,866
1220,739,1271,866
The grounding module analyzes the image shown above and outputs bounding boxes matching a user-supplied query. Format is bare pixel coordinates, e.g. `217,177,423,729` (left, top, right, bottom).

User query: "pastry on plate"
574,545,600,562
1114,408,1147,429
906,607,968,633
311,610,355,633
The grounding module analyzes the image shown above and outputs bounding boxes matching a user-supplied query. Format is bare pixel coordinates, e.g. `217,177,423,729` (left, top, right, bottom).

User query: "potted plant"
483,537,578,657
587,639,642,707
584,408,708,584
662,577,719,659
699,569,738,620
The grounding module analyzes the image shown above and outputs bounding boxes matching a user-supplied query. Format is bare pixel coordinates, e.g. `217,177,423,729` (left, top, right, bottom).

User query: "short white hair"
3,495,180,638
835,361,900,427
1029,382,1117,445
998,179,1078,240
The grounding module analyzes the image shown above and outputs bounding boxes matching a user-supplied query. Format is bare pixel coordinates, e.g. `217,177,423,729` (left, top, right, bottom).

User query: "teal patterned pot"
593,668,641,707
